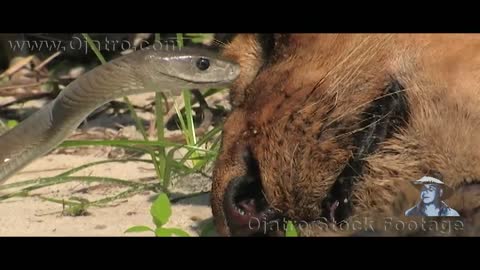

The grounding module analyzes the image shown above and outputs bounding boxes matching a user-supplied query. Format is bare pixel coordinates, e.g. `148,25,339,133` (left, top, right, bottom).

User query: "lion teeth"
236,206,246,215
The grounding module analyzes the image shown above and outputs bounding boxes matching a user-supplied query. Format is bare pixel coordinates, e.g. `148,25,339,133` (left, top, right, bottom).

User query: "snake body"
0,46,240,184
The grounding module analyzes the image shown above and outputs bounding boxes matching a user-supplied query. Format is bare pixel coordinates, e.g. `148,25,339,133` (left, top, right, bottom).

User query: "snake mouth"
158,71,233,85
157,61,239,86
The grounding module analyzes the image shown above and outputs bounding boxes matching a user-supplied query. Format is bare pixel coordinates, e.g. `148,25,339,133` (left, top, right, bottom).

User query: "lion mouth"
320,80,409,224
222,174,346,236
223,175,284,236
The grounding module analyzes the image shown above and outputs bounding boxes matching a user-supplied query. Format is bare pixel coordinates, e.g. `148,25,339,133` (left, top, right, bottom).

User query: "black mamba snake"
0,45,240,184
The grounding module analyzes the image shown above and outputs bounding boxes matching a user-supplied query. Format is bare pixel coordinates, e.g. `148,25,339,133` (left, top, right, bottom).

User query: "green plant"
6,119,18,128
125,193,190,236
75,33,223,192
0,119,18,135
285,220,299,237
0,33,223,237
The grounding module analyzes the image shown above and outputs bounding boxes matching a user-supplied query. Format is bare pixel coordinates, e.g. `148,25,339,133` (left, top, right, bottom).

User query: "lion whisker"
330,109,395,143
324,88,408,129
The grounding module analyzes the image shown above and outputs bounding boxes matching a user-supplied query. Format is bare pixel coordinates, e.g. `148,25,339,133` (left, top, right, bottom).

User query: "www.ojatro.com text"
7,37,181,55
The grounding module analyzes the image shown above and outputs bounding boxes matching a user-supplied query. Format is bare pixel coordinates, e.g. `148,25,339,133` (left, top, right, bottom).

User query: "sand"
0,153,215,236
0,92,219,237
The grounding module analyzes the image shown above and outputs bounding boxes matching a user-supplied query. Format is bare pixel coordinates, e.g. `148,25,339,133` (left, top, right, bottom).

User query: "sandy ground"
0,93,221,237
0,153,215,236
0,45,233,237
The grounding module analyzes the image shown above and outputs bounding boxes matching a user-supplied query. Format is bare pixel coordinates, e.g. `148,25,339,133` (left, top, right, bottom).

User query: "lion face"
210,34,480,236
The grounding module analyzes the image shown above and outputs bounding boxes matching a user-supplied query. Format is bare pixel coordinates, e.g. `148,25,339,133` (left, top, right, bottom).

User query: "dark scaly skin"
0,46,240,184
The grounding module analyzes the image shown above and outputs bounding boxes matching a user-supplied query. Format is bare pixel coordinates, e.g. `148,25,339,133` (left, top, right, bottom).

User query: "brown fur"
211,34,480,236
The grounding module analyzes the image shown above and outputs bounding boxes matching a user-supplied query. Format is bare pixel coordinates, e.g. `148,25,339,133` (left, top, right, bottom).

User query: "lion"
210,34,480,236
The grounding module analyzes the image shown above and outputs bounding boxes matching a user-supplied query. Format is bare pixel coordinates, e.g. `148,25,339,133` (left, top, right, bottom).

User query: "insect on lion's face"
210,34,410,236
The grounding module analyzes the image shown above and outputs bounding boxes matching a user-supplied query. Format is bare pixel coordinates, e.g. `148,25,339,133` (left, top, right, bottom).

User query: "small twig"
170,191,209,203
191,89,214,131
193,170,213,180
161,92,170,112
0,79,51,93
0,92,52,109
90,186,152,206
0,175,154,194
34,210,63,217
34,51,62,72
33,195,82,206
0,55,34,79
163,127,211,143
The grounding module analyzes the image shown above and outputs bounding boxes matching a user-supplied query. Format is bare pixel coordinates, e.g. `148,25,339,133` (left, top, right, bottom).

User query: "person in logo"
405,175,460,217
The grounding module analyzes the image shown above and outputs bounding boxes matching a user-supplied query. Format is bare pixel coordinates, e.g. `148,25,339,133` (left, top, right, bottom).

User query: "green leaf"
124,226,154,234
199,220,216,237
176,33,184,48
285,221,299,237
150,193,172,227
82,33,106,64
166,228,190,237
183,89,196,146
185,33,214,44
162,148,177,190
7,120,18,128
62,203,88,217
67,139,210,153
155,227,190,237
155,227,173,236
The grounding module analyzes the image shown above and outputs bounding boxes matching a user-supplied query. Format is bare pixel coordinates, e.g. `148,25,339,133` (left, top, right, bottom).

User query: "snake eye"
196,57,210,71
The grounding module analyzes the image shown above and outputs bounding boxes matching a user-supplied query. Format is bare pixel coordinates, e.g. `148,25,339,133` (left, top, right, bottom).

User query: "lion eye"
196,57,210,71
